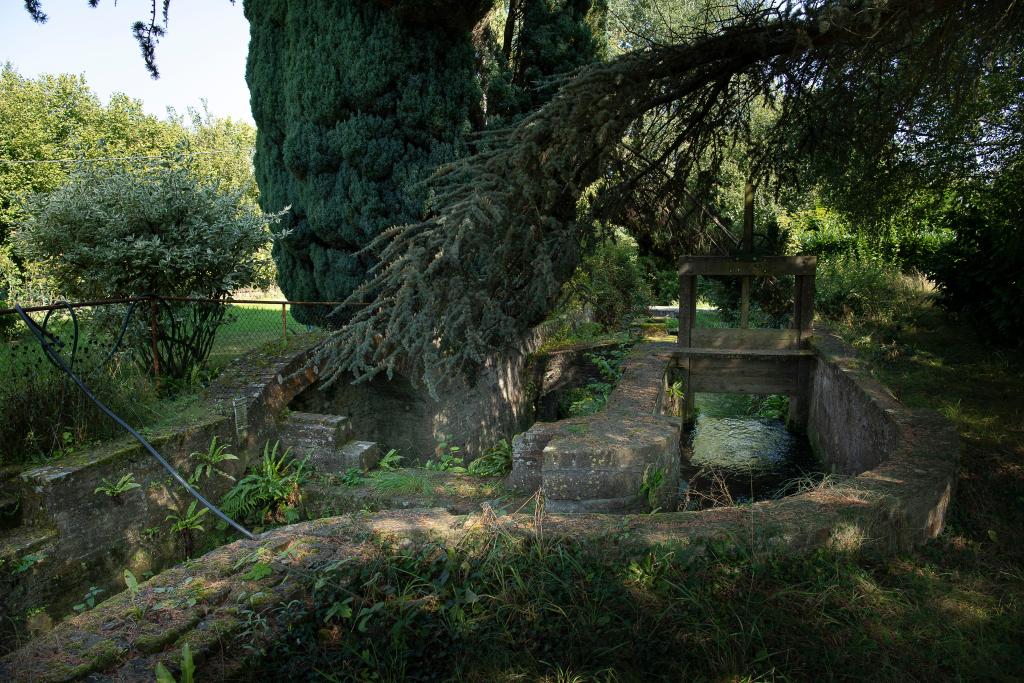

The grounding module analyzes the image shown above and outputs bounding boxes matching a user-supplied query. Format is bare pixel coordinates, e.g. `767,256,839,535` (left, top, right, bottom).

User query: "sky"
0,1,253,123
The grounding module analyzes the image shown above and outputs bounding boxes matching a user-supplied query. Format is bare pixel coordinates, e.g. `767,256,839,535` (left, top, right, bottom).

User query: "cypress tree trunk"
244,0,605,327
244,0,488,325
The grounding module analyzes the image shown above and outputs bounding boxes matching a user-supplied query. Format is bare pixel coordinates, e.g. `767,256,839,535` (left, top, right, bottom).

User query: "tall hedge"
244,0,606,326
244,0,488,324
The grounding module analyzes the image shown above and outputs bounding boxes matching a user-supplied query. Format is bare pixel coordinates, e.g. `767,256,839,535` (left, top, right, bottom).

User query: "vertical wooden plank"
678,271,696,425
787,357,812,432
789,268,815,431
740,180,754,329
677,273,695,348
739,278,750,328
796,274,815,339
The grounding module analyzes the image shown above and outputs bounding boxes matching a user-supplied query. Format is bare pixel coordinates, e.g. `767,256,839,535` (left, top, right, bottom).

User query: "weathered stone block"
305,441,381,474
511,343,683,512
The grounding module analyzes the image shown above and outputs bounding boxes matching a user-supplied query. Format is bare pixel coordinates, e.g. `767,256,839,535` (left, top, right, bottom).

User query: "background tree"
0,65,261,307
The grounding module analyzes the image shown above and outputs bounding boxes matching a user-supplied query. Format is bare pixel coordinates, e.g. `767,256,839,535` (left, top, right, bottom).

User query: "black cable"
15,304,256,542
41,303,79,371
93,299,143,374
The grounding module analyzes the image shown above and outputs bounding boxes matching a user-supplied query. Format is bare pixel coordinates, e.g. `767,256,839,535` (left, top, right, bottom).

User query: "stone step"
305,440,381,475
0,494,21,531
279,411,353,456
0,526,57,569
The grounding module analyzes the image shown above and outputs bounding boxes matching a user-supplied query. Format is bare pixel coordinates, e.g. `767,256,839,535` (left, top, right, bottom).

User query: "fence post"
281,302,288,346
148,297,161,384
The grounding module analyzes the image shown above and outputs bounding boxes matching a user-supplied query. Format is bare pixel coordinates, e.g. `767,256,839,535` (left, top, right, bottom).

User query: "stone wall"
0,335,328,640
511,342,683,512
807,331,903,475
0,331,962,680
291,332,549,462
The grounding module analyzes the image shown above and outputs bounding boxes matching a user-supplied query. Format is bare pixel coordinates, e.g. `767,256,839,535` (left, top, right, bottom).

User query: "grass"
207,303,315,370
246,520,1021,681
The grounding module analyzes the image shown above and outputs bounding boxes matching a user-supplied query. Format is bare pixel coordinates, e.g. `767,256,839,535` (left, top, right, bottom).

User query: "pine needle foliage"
319,0,1024,394
243,0,490,325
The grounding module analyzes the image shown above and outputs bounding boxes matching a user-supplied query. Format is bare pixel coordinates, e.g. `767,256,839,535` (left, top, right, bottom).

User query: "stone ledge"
0,404,957,683
513,342,682,511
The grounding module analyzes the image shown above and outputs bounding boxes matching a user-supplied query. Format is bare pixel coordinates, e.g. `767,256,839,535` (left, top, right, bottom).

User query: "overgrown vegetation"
0,334,158,467
221,441,308,526
561,345,628,418
244,528,1022,680
467,439,513,478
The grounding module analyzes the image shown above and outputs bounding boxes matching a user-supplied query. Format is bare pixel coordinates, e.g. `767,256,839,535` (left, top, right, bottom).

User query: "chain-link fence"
0,296,343,469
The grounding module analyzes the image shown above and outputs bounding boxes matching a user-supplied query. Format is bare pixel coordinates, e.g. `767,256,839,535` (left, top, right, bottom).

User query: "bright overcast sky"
0,1,253,123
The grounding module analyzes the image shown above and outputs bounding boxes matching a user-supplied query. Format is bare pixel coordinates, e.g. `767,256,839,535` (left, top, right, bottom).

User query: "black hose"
14,304,256,542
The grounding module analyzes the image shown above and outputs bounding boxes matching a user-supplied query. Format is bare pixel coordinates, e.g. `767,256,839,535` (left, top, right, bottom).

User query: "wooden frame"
678,255,817,276
676,255,817,427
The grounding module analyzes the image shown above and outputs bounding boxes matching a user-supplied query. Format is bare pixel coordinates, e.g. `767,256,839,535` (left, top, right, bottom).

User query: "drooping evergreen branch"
24,1,235,78
321,0,1022,393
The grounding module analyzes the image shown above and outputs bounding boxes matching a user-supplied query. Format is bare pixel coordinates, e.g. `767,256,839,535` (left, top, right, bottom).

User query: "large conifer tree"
243,0,607,325
243,1,488,324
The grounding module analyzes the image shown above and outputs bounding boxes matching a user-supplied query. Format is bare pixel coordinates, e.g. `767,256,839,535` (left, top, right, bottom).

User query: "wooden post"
739,180,754,328
678,271,697,426
795,273,816,339
148,298,160,384
787,263,817,432
281,302,288,346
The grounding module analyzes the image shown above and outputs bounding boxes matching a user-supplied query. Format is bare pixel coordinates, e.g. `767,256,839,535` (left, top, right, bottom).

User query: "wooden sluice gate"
674,254,817,429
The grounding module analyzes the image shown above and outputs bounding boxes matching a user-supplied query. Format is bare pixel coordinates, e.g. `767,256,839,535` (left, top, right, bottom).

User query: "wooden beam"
672,348,814,360
691,328,801,350
690,374,799,395
679,255,817,277
687,356,800,394
677,273,697,425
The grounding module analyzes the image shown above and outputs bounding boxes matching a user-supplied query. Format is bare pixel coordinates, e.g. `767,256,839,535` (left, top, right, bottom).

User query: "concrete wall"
806,332,902,475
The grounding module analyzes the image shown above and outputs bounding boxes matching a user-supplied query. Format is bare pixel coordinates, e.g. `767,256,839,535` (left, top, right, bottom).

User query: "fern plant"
378,448,403,471
221,441,309,524
94,473,141,497
468,439,513,477
166,501,209,558
188,436,238,484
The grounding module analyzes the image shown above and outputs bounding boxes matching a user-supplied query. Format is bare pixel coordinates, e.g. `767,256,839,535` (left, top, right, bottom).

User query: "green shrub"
14,165,280,379
928,178,1024,341
815,253,927,323
560,231,654,330
787,206,952,273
